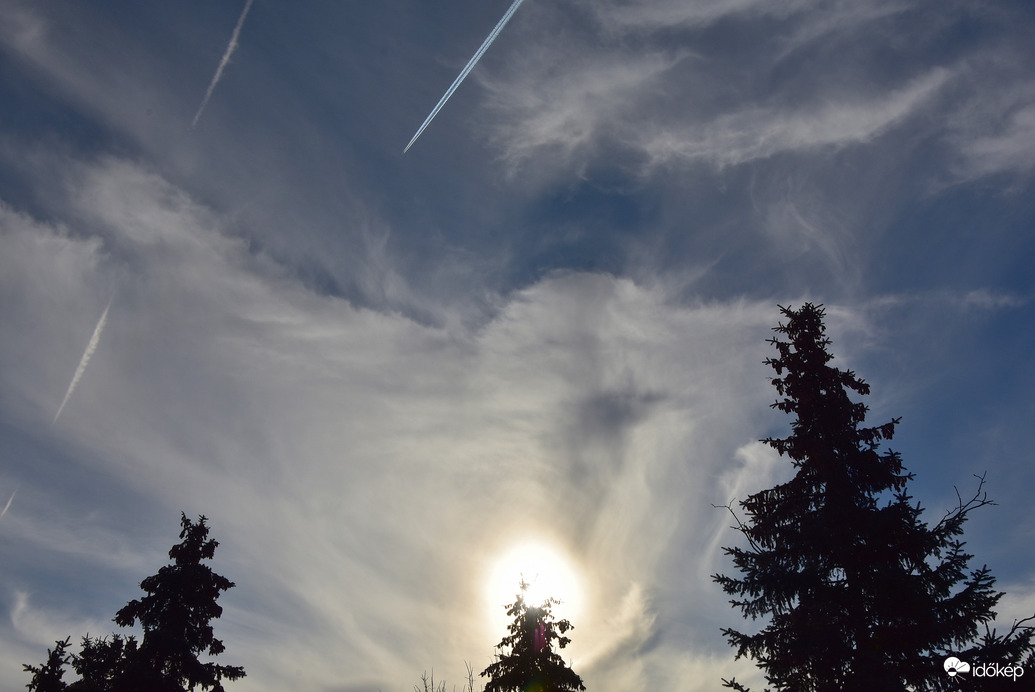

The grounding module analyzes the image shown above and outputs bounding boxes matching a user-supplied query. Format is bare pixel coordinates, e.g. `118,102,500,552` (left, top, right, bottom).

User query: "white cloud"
482,50,688,173
0,156,792,691
954,100,1035,183
994,579,1035,635
637,69,950,170
5,152,1032,690
9,592,108,648
0,3,181,151
585,0,815,32
476,0,947,181
0,592,116,692
0,1,45,55
589,0,914,57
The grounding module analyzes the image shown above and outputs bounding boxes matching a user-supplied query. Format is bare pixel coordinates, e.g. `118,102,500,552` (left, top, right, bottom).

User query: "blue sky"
1,1,1033,690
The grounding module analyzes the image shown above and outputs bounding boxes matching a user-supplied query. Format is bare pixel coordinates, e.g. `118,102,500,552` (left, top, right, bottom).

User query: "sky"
1,1,1034,690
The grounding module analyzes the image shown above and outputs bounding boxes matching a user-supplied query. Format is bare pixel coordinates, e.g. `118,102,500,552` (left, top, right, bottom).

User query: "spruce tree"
22,513,244,692
23,638,71,692
481,581,586,692
69,634,141,692
713,303,1034,692
113,513,245,691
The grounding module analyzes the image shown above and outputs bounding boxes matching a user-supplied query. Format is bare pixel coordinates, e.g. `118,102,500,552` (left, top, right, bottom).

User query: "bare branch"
713,500,761,552
931,472,997,533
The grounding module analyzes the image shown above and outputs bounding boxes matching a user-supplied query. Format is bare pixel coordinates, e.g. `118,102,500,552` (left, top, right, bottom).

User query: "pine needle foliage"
713,303,1034,692
481,581,586,692
113,513,244,691
22,513,244,692
24,638,71,692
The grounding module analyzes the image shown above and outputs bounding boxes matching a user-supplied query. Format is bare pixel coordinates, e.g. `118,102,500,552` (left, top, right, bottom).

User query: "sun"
486,540,582,630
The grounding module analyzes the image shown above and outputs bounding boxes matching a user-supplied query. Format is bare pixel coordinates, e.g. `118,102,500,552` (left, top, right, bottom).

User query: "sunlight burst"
486,541,582,629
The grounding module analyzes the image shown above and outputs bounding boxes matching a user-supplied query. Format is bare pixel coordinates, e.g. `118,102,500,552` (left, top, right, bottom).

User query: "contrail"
192,0,255,128
53,294,113,425
403,0,526,153
0,489,15,520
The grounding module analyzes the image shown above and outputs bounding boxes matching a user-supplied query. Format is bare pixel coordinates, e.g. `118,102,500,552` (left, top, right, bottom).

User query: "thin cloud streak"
53,294,113,424
403,0,525,153
0,489,15,520
192,0,255,129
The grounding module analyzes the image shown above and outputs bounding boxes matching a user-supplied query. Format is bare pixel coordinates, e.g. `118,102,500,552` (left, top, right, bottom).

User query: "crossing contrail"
403,0,526,153
192,0,255,128
53,294,113,424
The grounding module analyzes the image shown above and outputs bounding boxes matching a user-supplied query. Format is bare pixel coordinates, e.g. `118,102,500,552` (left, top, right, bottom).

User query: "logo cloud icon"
944,657,971,677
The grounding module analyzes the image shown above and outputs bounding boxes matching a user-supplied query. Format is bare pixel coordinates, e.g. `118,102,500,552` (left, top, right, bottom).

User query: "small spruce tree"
23,637,71,692
713,303,1034,692
70,634,141,692
113,513,245,691
22,513,244,692
481,581,586,692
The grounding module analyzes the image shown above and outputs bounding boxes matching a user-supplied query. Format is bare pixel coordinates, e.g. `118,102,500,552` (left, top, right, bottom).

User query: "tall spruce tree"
713,303,1034,692
481,581,586,692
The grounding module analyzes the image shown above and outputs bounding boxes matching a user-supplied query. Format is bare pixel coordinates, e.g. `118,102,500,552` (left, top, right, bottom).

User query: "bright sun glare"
486,541,582,630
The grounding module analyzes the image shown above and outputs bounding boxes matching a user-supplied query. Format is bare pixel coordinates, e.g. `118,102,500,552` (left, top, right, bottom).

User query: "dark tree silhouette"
22,513,244,692
68,634,141,692
713,303,1034,692
481,581,585,692
24,637,71,692
113,513,244,691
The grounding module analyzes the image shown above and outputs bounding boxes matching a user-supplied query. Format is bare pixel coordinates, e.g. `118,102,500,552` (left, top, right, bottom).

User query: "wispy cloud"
0,159,786,688
952,99,1035,183
192,0,255,128
479,0,968,183
586,0,909,34
491,62,949,174
53,293,113,424
483,50,686,171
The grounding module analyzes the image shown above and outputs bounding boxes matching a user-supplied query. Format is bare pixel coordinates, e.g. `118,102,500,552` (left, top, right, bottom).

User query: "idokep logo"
944,657,970,677
944,655,1027,682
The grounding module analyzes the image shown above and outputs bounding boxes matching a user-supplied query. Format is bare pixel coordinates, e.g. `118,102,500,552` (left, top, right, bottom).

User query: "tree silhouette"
113,513,244,691
481,581,585,692
24,637,71,692
713,303,1034,692
68,634,141,692
22,513,244,692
